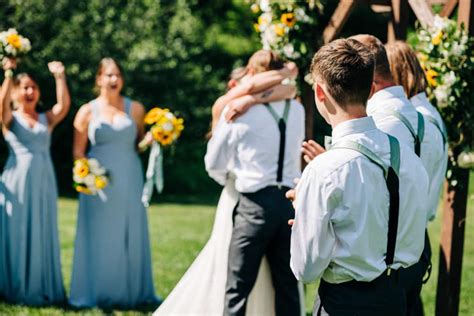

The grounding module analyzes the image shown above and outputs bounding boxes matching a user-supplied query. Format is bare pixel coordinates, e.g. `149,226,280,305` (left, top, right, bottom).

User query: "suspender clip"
387,267,392,276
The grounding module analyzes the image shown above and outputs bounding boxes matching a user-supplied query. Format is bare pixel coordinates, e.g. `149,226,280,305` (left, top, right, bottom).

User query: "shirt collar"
410,92,428,107
331,116,377,143
367,85,406,113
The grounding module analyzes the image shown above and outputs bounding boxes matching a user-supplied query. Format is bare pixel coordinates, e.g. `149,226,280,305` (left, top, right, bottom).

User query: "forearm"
241,84,296,107
0,77,14,126
52,75,71,118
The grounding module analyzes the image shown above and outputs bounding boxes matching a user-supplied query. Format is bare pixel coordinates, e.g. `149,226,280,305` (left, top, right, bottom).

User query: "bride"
154,60,303,315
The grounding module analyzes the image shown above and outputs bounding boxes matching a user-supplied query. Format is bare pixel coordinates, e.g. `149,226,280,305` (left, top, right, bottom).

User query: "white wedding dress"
154,176,305,315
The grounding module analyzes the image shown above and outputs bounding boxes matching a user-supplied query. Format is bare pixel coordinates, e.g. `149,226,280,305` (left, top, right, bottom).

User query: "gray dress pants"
224,186,300,316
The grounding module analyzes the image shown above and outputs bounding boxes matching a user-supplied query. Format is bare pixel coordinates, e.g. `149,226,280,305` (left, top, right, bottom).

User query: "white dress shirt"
411,92,448,220
290,116,429,284
367,86,419,149
205,100,305,193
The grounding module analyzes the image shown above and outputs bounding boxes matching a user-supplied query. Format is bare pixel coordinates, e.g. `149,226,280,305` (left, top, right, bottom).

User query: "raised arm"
46,61,71,129
73,104,91,160
224,84,297,122
0,57,17,131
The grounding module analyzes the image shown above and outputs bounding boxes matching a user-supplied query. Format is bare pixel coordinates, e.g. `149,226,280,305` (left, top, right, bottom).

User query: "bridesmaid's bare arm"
73,104,91,160
225,84,297,122
130,101,146,146
0,57,17,131
46,61,71,129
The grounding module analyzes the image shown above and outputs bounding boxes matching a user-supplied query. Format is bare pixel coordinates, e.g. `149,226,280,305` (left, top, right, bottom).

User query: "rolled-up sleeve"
204,114,236,186
290,165,336,283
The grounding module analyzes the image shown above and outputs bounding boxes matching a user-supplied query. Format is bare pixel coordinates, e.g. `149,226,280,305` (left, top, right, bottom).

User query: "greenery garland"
414,15,474,169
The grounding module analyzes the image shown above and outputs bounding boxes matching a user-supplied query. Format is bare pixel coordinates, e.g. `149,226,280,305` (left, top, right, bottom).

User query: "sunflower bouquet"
0,28,31,59
73,158,109,199
140,107,184,206
142,107,184,147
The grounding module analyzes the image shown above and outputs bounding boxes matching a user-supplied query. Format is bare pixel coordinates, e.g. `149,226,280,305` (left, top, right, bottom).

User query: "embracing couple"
155,50,305,315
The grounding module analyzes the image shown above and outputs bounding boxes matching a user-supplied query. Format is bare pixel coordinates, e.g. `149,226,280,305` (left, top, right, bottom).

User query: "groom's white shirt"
205,99,305,193
290,117,429,284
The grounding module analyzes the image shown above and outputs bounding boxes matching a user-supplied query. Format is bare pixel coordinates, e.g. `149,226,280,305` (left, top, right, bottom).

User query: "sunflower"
281,13,296,28
6,34,22,49
75,185,92,195
144,108,165,125
425,69,438,87
95,176,108,190
73,159,89,178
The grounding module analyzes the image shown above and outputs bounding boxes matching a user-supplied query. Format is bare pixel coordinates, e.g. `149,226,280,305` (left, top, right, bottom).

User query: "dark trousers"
224,186,300,316
400,230,432,316
315,270,407,316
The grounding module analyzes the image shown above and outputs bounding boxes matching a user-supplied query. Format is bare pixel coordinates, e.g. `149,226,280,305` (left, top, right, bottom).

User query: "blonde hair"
385,41,426,98
246,50,284,74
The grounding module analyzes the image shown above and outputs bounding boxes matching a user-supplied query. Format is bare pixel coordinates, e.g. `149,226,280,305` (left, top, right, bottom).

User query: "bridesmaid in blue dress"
70,58,158,309
0,57,70,305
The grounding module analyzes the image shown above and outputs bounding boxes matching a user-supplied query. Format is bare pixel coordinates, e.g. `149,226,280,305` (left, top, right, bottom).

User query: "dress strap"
124,97,132,116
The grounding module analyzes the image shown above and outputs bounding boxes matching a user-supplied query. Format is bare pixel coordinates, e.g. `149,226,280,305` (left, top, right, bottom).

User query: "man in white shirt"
290,38,429,315
205,50,305,316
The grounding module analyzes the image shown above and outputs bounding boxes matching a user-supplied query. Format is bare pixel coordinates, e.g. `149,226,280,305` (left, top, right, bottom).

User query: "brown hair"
246,50,284,74
350,34,393,82
385,41,426,98
94,57,124,93
13,73,38,88
310,38,375,106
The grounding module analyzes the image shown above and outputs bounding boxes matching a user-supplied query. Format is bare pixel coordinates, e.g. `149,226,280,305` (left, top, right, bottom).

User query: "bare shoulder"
74,103,93,128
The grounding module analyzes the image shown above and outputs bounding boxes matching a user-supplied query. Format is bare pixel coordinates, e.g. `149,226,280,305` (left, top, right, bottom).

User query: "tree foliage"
0,0,260,196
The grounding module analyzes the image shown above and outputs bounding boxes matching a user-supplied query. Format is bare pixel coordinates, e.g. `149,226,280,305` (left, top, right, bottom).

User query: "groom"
205,50,304,316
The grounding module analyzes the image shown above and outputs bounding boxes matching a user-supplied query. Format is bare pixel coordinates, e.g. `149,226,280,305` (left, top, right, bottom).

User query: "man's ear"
368,82,376,99
315,83,326,103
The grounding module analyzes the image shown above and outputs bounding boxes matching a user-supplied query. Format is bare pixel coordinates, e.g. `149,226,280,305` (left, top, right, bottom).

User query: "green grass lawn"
0,174,473,315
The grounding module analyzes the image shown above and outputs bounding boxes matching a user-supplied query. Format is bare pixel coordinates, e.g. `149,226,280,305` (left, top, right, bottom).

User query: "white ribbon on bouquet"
141,141,164,207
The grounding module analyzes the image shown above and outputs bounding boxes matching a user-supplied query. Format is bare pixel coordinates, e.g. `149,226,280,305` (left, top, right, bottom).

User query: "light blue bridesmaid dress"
0,112,66,305
69,97,158,309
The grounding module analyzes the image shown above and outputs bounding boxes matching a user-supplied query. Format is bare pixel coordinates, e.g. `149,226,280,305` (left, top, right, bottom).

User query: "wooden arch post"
320,1,473,315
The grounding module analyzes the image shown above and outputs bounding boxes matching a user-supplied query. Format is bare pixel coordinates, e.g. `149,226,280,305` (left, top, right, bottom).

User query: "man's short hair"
310,38,375,106
350,34,393,82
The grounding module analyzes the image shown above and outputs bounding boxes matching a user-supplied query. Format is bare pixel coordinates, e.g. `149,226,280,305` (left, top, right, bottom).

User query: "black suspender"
331,135,401,274
264,100,290,185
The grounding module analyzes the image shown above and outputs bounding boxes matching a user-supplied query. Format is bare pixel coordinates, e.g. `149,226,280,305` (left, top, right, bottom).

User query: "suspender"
331,135,400,274
425,115,448,148
264,99,291,185
386,109,424,157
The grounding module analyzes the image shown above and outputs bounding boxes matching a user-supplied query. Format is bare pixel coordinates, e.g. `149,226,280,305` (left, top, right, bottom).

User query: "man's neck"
373,80,396,94
330,104,367,129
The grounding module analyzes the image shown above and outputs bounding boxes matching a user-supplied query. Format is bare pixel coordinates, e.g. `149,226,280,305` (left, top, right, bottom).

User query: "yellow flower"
7,34,22,49
76,185,92,195
281,13,296,27
274,24,285,37
254,23,260,33
418,53,428,62
432,31,443,45
73,159,89,178
425,69,438,87
251,3,260,14
95,176,108,190
144,108,163,125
